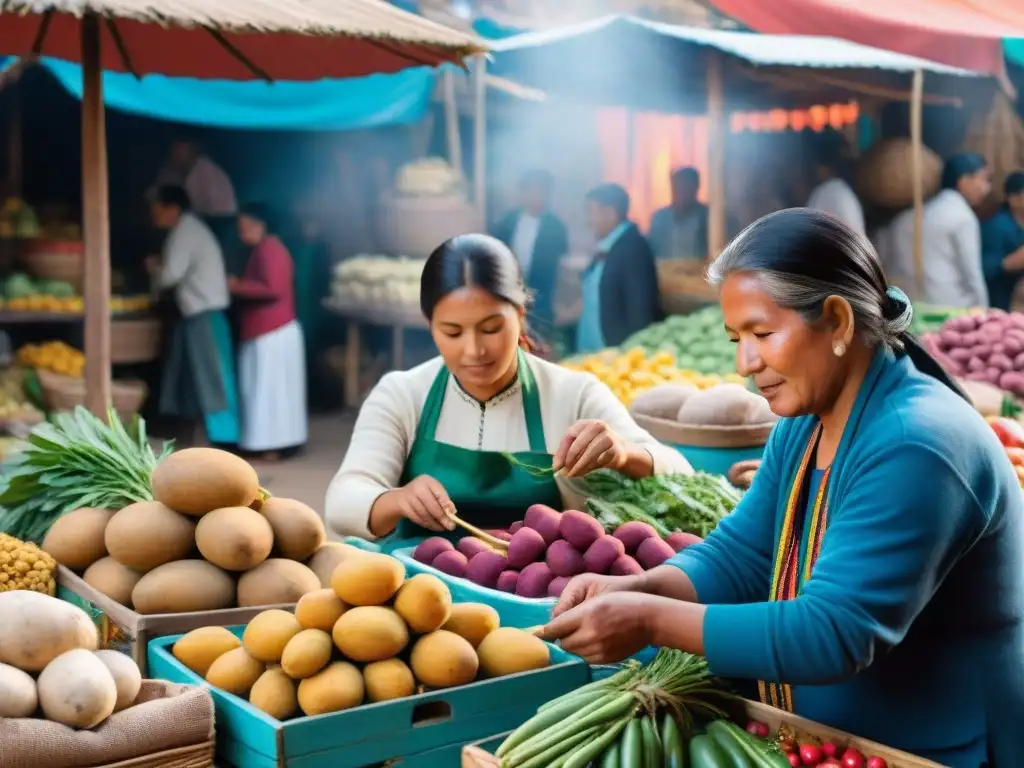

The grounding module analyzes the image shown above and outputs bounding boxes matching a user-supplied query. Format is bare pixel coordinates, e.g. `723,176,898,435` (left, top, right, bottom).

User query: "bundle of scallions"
496,649,740,768
0,407,171,543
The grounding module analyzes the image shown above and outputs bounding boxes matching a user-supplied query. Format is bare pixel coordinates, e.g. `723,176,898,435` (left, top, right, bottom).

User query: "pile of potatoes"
40,447,348,615
171,550,552,721
0,590,143,729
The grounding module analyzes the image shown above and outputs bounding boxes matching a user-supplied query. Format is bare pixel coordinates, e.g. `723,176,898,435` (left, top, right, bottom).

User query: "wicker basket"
855,138,942,209
36,369,147,420
98,742,214,768
111,317,163,364
377,189,483,259
22,239,85,289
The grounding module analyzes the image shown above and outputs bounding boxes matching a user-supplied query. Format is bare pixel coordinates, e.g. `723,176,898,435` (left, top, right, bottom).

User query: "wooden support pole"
706,50,727,262
910,69,924,298
442,68,463,177
473,54,487,216
81,13,112,416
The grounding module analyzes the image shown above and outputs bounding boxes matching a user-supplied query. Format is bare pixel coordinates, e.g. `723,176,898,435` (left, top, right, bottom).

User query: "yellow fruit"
306,542,363,587
172,626,241,677
332,606,408,663
295,589,347,631
280,629,333,679
330,551,405,606
440,603,499,648
363,658,416,702
409,630,478,689
393,574,452,633
205,647,265,696
476,628,550,677
242,610,302,663
249,668,298,720
297,661,364,716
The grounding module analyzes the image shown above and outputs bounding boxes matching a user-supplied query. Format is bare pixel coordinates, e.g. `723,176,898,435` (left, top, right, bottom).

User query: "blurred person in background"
805,129,865,237
151,139,237,217
648,167,708,261
491,169,569,333
146,185,239,447
230,203,307,461
981,171,1024,311
883,153,991,308
576,183,660,354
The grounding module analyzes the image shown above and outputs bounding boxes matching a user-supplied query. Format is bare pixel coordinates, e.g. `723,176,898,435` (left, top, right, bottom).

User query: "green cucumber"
688,734,731,768
600,736,622,768
640,715,661,768
706,721,790,768
706,723,754,768
660,712,687,768
621,718,643,768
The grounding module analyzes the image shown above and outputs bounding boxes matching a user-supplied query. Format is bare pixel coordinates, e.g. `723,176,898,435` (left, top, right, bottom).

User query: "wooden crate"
461,698,946,768
57,565,293,676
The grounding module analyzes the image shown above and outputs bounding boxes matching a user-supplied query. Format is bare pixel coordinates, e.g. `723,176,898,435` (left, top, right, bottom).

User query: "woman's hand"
537,592,659,664
382,474,456,533
554,420,628,477
552,572,647,618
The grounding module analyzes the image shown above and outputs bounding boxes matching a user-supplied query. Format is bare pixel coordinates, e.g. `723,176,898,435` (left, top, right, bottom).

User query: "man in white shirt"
151,140,237,217
805,129,866,237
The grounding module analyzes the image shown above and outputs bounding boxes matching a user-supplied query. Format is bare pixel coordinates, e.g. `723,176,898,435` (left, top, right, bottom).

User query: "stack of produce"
17,340,85,377
0,272,81,313
583,469,743,539
0,533,56,594
986,416,1024,488
562,347,745,406
908,305,971,337
0,197,40,238
395,157,465,197
329,255,424,311
0,590,143,729
618,308,738,376
921,309,1024,394
0,367,43,423
40,446,333,614
631,380,776,428
413,505,700,600
170,550,550,721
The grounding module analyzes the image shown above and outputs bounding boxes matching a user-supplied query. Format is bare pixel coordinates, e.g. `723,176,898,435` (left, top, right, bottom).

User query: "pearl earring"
833,342,846,357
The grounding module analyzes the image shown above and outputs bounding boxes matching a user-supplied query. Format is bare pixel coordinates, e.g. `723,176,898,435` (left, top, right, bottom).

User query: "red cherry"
841,747,866,768
788,753,802,767
799,743,824,766
866,758,888,768
822,743,838,758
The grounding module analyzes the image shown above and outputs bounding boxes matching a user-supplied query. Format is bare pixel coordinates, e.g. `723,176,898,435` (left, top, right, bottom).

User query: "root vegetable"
413,537,453,565
457,537,492,560
509,521,524,534
524,505,562,545
583,536,625,574
507,527,547,569
799,743,823,765
496,569,519,593
548,576,570,597
94,649,142,712
432,550,468,578
0,591,98,672
841,748,866,768
238,559,319,607
0,662,37,717
666,532,703,552
259,497,326,561
636,537,675,569
612,521,657,554
546,539,585,577
559,510,603,551
37,649,117,729
609,554,644,576
516,562,555,598
465,551,508,589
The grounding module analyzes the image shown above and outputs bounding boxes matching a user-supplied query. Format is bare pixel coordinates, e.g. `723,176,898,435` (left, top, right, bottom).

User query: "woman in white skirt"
228,203,308,460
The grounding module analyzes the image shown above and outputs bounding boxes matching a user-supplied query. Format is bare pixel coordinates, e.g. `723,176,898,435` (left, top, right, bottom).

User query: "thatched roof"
0,0,487,80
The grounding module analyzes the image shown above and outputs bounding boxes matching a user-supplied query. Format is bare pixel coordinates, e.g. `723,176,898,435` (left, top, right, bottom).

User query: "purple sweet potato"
636,537,675,570
509,521,524,535
546,540,585,577
548,576,571,598
612,521,657,554
432,550,469,577
559,510,604,551
413,537,454,565
666,532,703,553
609,555,644,576
466,551,508,589
507,527,547,569
584,536,626,574
524,505,562,545
496,569,520,594
457,537,492,560
516,561,555,598
485,529,513,542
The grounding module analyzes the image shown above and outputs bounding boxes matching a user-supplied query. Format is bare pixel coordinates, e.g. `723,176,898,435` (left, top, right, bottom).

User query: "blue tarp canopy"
488,15,989,113
0,56,437,131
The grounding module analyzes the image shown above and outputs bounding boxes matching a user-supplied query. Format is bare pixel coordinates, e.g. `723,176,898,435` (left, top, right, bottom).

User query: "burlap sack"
0,680,214,768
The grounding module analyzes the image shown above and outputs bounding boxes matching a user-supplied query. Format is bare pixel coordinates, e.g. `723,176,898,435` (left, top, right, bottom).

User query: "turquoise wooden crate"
148,626,588,768
671,444,763,476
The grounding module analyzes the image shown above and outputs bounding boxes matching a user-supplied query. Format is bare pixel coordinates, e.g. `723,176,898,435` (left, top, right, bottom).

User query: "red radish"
821,743,838,758
787,753,802,767
819,761,842,768
840,748,865,768
799,743,823,766
865,758,887,768
745,720,770,739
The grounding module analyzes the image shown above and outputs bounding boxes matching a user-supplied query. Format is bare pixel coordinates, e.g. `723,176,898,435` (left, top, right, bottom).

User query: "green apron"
395,349,563,539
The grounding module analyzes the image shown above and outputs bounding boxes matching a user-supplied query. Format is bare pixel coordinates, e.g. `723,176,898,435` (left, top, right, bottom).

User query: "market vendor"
146,185,240,446
805,129,865,237
981,170,1024,311
539,209,1024,768
325,233,690,541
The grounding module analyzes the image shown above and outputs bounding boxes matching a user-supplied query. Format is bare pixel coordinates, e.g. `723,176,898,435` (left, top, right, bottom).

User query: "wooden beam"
706,49,727,261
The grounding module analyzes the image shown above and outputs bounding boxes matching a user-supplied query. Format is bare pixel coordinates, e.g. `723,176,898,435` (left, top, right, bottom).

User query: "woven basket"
111,317,163,364
98,742,214,768
22,239,85,289
855,138,942,209
377,190,483,259
632,411,775,449
37,369,147,419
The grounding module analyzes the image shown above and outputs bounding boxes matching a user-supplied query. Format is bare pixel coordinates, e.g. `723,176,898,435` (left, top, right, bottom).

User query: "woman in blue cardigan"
540,209,1024,767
